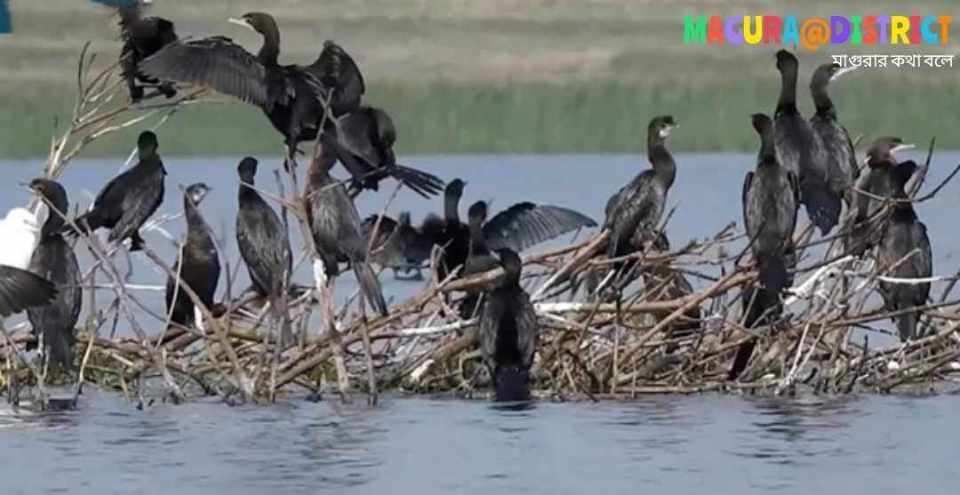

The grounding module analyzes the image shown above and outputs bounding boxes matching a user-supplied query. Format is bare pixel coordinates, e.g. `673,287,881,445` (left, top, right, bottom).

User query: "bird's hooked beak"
831,66,857,82
891,143,916,155
228,17,256,33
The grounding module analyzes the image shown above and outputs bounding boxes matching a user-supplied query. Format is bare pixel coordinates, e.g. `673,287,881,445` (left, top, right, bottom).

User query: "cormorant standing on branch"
166,183,220,328
877,161,931,342
304,134,388,316
810,62,858,204
435,179,469,283
110,0,178,101
26,179,81,371
479,248,539,401
845,137,915,258
235,157,294,342
604,115,678,259
68,131,165,251
328,106,445,198
0,207,57,324
774,50,839,235
141,12,364,159
743,113,799,293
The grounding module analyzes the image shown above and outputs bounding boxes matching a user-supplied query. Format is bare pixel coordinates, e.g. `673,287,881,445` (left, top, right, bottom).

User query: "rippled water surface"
0,153,958,493
3,391,959,494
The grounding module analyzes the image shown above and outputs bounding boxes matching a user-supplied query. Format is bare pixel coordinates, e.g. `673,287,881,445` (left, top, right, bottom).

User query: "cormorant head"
648,115,678,142
446,179,466,198
237,156,259,183
750,113,773,135
811,63,856,89
137,131,158,156
495,248,523,285
228,12,278,37
467,200,488,225
775,49,798,74
28,178,68,211
866,137,914,168
185,182,212,205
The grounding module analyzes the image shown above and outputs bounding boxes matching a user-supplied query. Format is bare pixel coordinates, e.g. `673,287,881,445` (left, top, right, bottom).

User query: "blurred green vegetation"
1,0,957,157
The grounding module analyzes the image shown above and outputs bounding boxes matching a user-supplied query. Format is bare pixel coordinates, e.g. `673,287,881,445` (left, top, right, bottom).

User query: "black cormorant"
810,62,858,204
111,0,178,101
478,248,539,401
141,12,364,158
68,131,165,251
328,106,445,198
743,113,799,293
26,179,81,371
604,115,678,259
304,135,388,316
774,49,839,235
166,183,220,328
436,188,597,283
877,160,931,342
235,157,294,341
845,137,915,258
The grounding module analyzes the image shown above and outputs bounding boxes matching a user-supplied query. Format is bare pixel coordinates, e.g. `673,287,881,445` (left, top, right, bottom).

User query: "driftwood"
3,46,960,409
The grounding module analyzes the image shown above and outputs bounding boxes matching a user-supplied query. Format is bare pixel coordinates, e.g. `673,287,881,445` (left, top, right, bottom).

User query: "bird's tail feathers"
353,260,388,316
393,164,445,198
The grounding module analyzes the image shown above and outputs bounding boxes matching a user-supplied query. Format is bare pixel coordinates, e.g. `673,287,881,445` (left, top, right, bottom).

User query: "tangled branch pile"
3,47,960,411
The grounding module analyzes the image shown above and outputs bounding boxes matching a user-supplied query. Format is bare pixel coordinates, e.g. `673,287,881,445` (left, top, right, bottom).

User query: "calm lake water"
0,152,958,493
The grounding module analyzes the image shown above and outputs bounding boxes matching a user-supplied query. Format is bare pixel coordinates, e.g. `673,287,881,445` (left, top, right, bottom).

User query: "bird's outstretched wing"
0,265,56,317
141,36,272,106
483,202,597,252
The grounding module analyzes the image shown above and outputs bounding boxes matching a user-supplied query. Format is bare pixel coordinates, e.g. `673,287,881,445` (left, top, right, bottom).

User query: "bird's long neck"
811,83,836,119
777,67,799,115
469,218,487,253
184,197,210,240
758,128,777,167
648,137,676,188
257,26,281,65
238,179,258,203
40,201,66,240
444,192,461,225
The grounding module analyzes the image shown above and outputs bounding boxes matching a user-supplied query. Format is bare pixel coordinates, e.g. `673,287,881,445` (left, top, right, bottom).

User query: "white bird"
0,207,56,317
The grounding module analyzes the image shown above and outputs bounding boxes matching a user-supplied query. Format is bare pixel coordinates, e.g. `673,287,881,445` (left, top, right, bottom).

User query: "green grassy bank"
3,77,958,159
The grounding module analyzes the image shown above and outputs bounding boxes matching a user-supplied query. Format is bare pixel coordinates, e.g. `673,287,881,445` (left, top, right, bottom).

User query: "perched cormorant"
774,50,839,235
604,115,678,259
67,131,165,251
877,160,931,342
304,134,388,316
26,179,81,371
810,62,858,204
327,106,445,198
845,137,915,258
110,0,178,101
0,207,58,322
478,248,539,401
434,179,470,283
743,113,799,293
141,12,364,158
435,184,597,285
166,183,220,328
235,157,294,341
